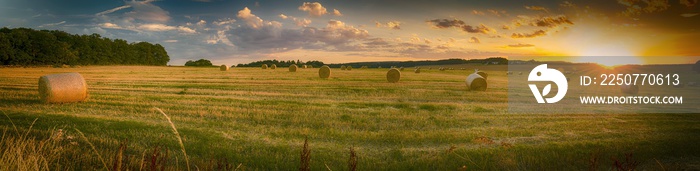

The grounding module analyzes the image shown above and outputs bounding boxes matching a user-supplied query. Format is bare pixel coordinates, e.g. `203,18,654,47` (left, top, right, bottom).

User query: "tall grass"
154,107,190,171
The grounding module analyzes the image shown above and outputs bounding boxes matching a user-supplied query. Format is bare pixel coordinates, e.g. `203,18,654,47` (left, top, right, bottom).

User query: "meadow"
1,65,699,170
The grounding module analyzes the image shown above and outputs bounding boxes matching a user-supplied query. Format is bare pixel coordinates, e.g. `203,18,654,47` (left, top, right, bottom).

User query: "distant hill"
329,57,508,68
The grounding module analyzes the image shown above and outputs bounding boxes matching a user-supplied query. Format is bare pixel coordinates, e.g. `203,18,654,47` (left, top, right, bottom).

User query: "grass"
0,65,699,170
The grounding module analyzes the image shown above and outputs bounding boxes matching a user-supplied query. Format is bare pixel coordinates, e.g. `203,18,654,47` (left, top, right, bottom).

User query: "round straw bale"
220,65,229,71
262,64,268,69
319,65,331,78
386,68,401,83
414,68,421,73
341,65,347,70
270,64,277,69
38,72,88,103
399,67,404,71
303,65,308,69
465,73,487,91
347,66,353,70
620,85,639,95
476,71,488,79
289,64,298,72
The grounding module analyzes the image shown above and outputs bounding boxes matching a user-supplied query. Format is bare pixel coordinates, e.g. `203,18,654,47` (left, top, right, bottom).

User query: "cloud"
99,22,125,30
618,0,670,17
560,1,576,7
279,14,289,19
681,13,699,17
136,23,196,34
39,21,66,27
424,39,432,44
237,7,270,29
163,39,178,43
214,18,236,26
298,2,328,17
96,5,131,16
196,20,207,26
530,15,573,28
472,10,485,15
294,18,311,27
502,25,511,30
427,19,496,34
487,9,508,17
333,9,343,16
124,0,170,23
386,21,401,30
468,37,480,43
524,6,549,13
226,19,369,52
508,43,534,47
207,25,235,47
511,30,547,38
374,21,401,30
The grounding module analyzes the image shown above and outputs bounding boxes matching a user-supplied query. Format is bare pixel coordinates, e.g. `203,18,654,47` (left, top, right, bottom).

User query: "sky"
1,0,699,65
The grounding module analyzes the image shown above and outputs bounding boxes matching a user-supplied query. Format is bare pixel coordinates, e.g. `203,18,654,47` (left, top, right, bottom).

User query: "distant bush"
184,59,213,67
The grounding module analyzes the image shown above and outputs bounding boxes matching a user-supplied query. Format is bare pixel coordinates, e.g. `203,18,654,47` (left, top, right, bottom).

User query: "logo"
528,64,568,103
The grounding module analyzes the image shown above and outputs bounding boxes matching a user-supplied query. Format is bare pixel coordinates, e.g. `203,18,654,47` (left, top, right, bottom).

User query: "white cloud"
196,20,207,26
386,21,401,30
298,2,328,17
333,9,343,16
136,23,196,34
96,5,131,16
124,0,170,23
237,7,265,29
214,18,236,26
279,14,289,19
163,39,179,43
39,21,66,27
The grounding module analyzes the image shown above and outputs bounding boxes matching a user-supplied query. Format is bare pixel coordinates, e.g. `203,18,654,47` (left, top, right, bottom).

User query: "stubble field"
1,65,699,170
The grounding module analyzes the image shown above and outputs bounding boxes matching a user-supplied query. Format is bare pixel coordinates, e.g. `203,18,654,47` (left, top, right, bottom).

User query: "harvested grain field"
1,65,699,170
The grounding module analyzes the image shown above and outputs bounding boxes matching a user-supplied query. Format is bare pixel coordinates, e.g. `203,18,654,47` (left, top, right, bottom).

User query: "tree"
184,59,213,67
0,27,169,66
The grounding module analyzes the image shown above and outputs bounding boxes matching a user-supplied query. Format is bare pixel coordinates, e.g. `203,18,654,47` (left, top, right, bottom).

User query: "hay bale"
262,64,268,69
270,64,277,69
399,67,404,71
386,68,401,83
341,65,347,70
38,72,88,103
414,68,421,73
476,70,488,79
319,65,331,79
620,85,639,95
347,66,353,70
220,65,229,71
289,64,298,72
303,65,308,69
466,71,487,91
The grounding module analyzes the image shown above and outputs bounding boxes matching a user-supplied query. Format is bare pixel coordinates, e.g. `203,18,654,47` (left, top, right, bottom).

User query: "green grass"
1,65,699,170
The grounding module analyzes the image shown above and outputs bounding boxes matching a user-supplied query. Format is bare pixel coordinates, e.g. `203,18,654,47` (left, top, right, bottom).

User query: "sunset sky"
1,0,699,65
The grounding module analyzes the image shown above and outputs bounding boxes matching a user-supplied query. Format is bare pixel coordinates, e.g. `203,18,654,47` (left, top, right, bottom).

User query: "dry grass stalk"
74,128,110,170
38,72,88,103
300,138,311,171
348,147,357,171
155,107,190,171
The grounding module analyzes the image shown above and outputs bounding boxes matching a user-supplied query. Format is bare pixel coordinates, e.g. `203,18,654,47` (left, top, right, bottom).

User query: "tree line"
236,59,325,68
0,27,169,66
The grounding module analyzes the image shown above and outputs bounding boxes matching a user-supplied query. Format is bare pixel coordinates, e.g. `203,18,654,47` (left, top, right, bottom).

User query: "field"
1,65,700,170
